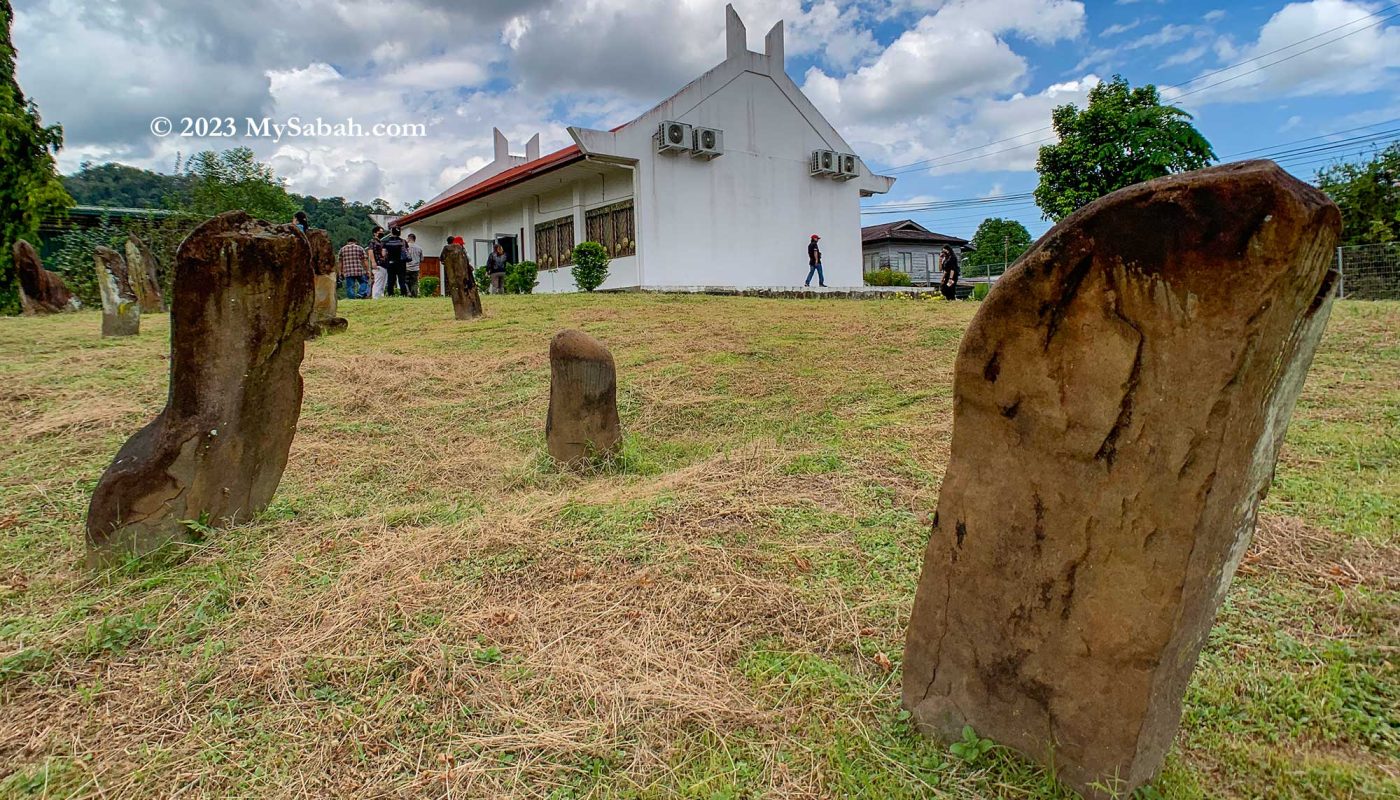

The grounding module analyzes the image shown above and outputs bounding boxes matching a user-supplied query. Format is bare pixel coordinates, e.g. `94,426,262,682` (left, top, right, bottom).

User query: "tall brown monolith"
86,212,314,565
14,239,77,314
443,243,482,320
306,228,347,336
94,246,140,337
901,161,1341,799
546,329,622,465
124,234,166,313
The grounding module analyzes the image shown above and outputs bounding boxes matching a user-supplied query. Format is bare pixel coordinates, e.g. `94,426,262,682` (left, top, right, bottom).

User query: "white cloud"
1171,0,1400,106
1160,44,1209,68
1101,20,1142,37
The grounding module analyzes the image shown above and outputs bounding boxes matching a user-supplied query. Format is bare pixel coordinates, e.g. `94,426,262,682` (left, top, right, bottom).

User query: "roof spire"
725,4,747,61
765,20,784,70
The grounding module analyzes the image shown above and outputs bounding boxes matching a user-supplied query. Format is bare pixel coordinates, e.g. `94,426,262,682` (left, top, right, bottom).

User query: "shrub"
972,283,990,301
571,242,610,292
474,265,488,288
419,276,439,296
864,268,912,287
505,260,538,294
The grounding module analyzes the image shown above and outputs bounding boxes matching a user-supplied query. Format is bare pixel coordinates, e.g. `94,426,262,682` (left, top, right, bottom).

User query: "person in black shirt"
939,245,960,300
805,234,826,287
379,226,410,296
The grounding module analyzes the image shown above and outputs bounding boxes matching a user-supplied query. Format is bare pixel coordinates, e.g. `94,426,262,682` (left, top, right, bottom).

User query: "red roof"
394,144,585,227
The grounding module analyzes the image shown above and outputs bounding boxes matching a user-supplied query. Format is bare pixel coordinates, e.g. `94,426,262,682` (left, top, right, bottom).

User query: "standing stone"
86,211,314,565
13,239,78,314
94,246,140,337
546,329,622,465
306,228,348,336
902,161,1341,798
443,243,482,320
124,234,166,313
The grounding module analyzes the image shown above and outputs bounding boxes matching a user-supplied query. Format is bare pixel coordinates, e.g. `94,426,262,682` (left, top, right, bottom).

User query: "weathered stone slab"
14,239,78,314
94,246,140,337
901,160,1341,798
443,243,482,320
546,329,622,465
306,228,347,336
86,212,314,565
124,234,166,313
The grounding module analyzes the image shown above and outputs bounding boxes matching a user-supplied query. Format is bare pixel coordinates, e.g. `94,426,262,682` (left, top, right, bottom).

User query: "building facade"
393,5,894,292
861,220,970,286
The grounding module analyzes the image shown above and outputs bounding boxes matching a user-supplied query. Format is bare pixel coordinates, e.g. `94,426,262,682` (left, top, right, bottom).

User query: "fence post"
1335,246,1344,298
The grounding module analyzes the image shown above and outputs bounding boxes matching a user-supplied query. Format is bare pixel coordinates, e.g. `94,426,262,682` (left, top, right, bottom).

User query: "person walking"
939,244,960,301
369,227,388,299
404,233,423,297
337,237,371,299
804,234,826,287
380,226,410,296
486,242,509,294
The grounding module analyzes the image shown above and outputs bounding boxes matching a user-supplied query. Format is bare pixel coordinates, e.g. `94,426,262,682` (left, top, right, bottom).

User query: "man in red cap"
805,234,826,287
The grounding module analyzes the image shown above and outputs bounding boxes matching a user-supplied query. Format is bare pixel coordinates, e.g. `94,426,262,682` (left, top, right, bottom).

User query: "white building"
393,5,894,292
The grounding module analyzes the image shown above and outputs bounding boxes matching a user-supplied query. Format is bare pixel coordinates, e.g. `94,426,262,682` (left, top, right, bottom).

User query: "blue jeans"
805,264,825,286
345,275,369,299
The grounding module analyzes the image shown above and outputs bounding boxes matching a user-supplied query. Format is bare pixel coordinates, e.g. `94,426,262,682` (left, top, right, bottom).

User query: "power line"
871,4,1400,175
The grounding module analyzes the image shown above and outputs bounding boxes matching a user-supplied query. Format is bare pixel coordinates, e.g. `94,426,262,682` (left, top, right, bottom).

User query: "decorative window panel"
584,200,636,258
533,216,574,269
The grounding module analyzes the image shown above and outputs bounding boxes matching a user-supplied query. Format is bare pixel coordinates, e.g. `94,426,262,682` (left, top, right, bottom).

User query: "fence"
1336,243,1400,300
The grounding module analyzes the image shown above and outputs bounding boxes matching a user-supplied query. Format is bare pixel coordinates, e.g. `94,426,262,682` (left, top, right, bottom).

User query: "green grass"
0,295,1395,798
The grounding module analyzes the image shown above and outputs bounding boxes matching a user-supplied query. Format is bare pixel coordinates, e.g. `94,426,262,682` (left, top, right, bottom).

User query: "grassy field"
0,294,1395,799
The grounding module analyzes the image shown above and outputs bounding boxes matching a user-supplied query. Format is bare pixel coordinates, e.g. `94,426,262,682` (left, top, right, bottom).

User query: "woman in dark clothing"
939,245,960,301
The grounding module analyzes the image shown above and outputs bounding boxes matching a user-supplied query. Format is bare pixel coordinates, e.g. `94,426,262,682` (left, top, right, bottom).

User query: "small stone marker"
546,329,622,465
86,211,314,565
443,243,482,320
306,228,348,336
901,161,1341,799
13,239,77,314
94,246,140,337
124,233,166,313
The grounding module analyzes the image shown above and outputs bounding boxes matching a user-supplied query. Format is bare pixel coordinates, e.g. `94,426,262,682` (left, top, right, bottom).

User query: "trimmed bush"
506,260,538,294
972,283,990,301
864,268,913,287
474,265,488,289
571,242,610,292
419,276,439,296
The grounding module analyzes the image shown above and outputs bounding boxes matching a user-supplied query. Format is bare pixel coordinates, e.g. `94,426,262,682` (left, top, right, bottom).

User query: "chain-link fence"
1336,243,1400,300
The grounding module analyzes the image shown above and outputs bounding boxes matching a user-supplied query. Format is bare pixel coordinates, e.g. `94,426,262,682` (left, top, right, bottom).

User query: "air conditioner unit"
810,149,838,176
656,121,692,154
691,127,723,159
834,153,860,181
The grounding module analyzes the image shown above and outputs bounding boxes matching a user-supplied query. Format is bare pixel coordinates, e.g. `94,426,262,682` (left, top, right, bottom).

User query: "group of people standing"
334,226,425,299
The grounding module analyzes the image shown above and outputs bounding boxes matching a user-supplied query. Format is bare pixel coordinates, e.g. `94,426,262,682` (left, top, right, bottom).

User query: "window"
584,200,636,258
898,252,913,273
534,216,574,270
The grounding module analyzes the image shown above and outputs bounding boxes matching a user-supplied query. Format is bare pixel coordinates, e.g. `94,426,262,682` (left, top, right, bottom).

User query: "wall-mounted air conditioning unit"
810,149,838,176
691,127,723,159
656,121,692,154
834,153,860,181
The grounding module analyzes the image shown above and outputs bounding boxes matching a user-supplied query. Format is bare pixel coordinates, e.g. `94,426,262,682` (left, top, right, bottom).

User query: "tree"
965,218,1033,276
1034,76,1215,221
571,241,610,292
1316,143,1399,246
63,162,192,209
0,0,73,315
184,147,299,222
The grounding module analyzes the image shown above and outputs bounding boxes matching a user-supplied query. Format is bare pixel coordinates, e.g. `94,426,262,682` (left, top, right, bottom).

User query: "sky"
11,0,1400,242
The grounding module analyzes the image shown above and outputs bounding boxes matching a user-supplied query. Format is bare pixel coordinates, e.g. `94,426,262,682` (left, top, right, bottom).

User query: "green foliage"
63,161,192,208
0,0,74,315
972,283,990,301
474,264,488,288
571,241,610,292
864,268,913,287
1316,143,1400,246
47,211,197,308
183,147,299,223
295,193,390,251
419,276,439,296
505,260,538,294
1034,75,1215,221
948,725,996,764
964,218,1033,274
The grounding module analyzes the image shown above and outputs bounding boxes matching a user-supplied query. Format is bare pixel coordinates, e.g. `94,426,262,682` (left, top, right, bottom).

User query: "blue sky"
12,1,1400,242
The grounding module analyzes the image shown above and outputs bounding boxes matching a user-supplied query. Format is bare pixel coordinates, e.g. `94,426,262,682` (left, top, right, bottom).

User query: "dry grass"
0,295,1395,799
